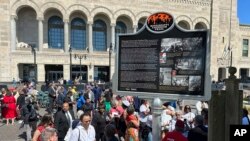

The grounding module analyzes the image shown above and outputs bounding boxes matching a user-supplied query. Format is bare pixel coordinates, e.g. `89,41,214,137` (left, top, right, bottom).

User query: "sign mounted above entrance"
113,12,211,101
146,12,174,33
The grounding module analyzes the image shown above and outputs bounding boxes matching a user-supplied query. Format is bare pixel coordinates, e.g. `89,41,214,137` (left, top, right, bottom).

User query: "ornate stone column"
88,64,94,82
63,64,70,81
10,15,17,51
133,25,138,33
64,19,69,52
37,64,45,82
38,17,43,51
87,21,93,53
110,23,115,51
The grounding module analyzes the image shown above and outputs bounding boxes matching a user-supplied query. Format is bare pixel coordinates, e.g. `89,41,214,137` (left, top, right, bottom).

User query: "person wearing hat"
162,120,188,141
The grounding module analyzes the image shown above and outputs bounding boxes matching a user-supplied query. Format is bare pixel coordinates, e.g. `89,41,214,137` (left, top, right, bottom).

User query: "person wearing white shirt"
69,113,96,141
182,105,195,129
139,99,150,123
161,105,173,139
196,101,208,115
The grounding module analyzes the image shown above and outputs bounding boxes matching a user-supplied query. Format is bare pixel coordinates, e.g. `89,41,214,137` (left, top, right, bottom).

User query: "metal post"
152,97,162,141
74,54,87,82
230,51,232,67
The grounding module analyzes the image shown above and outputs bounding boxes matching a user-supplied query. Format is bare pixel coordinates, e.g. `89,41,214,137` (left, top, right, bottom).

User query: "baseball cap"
122,100,130,107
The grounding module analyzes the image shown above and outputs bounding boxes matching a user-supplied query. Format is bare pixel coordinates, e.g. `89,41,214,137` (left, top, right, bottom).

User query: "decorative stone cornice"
239,25,250,31
164,0,211,6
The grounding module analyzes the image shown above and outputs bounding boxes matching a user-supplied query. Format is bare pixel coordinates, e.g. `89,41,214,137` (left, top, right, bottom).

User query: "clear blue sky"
238,0,250,24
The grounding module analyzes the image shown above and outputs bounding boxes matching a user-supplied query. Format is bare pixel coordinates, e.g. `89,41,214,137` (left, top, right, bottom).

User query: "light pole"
69,46,72,80
31,44,37,83
74,54,87,81
109,43,113,82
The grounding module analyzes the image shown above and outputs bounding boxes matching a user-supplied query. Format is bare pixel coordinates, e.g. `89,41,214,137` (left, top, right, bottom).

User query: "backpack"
72,119,80,129
77,95,85,109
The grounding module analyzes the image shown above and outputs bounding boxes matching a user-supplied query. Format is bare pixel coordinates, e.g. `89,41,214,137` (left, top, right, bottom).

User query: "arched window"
71,18,86,50
137,23,144,31
116,21,127,34
93,20,107,51
115,21,127,48
195,22,207,30
48,16,64,49
177,21,191,30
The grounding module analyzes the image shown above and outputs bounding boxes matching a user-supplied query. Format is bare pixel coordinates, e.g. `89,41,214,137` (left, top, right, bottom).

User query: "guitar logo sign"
146,12,174,33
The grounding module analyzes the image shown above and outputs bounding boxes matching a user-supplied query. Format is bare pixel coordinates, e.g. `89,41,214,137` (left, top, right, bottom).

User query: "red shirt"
162,131,188,141
126,114,137,122
37,125,54,141
110,106,124,116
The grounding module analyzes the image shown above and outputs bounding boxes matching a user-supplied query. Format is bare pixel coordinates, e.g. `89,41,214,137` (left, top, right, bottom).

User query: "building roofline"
240,24,250,27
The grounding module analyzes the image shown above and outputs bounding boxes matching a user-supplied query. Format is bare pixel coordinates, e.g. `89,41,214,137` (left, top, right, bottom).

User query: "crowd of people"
0,80,249,141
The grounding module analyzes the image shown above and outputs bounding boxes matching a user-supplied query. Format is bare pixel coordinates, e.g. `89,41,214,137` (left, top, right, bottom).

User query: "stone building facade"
0,0,249,83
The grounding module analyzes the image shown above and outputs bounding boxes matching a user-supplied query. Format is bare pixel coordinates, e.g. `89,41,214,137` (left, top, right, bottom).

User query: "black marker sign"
115,12,210,99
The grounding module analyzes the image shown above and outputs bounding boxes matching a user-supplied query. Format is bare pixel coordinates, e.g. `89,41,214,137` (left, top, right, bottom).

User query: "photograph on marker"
172,75,189,86
160,52,167,63
159,68,172,85
161,38,183,52
175,58,202,70
189,76,202,91
182,37,203,51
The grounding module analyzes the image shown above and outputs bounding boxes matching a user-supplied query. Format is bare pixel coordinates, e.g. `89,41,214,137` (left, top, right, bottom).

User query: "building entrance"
45,65,63,82
71,65,87,82
18,64,37,82
94,66,109,82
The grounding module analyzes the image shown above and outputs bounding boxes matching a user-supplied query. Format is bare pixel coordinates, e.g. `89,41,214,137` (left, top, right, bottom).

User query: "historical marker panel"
116,12,210,99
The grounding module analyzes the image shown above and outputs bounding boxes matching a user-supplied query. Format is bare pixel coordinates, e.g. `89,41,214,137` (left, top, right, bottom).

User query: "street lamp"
109,43,113,82
74,54,87,81
69,45,72,80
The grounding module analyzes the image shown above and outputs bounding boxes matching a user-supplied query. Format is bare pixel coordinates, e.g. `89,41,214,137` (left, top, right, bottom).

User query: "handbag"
2,103,8,108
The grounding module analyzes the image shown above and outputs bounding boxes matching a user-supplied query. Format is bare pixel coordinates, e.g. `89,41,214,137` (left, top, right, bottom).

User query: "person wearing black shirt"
92,105,107,141
47,83,56,114
188,115,208,141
